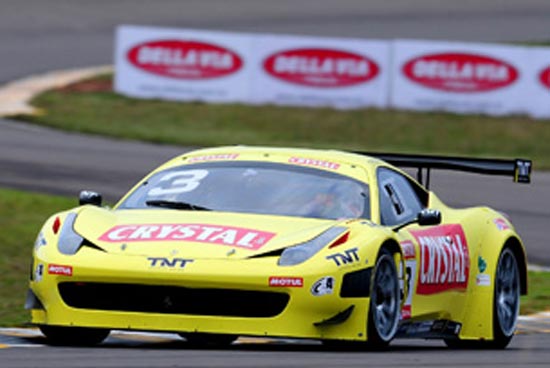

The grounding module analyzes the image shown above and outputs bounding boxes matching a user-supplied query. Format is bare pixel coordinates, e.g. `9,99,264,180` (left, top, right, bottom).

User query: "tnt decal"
410,224,470,294
99,224,275,250
326,247,359,266
147,257,193,269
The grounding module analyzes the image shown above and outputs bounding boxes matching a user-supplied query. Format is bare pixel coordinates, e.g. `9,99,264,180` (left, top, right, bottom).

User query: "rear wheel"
445,246,520,349
179,333,237,347
39,325,110,346
492,247,520,348
366,249,400,349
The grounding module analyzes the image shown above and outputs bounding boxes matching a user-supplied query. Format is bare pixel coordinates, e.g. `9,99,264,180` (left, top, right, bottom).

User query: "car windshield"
118,161,370,220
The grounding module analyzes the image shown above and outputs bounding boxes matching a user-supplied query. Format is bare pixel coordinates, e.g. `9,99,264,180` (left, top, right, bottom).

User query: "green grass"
0,189,75,326
0,188,548,326
12,74,550,169
521,271,550,315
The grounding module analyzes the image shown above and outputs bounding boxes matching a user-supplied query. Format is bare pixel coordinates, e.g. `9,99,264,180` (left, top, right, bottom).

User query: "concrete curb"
0,65,112,117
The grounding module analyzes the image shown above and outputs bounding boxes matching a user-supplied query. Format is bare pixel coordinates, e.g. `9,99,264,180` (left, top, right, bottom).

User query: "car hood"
73,206,348,259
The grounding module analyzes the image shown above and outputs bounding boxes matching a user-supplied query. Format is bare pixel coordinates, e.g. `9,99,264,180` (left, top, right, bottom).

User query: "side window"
377,167,427,226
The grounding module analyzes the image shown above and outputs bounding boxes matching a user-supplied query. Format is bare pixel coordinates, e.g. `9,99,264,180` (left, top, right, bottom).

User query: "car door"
376,167,469,322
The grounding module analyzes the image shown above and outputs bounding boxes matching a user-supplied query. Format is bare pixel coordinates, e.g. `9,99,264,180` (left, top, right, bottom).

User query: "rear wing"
354,152,532,189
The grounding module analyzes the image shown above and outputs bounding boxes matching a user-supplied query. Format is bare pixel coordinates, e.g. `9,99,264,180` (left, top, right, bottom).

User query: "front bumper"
29,247,370,341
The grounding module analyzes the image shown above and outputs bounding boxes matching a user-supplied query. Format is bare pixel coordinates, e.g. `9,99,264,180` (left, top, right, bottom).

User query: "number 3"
148,169,208,196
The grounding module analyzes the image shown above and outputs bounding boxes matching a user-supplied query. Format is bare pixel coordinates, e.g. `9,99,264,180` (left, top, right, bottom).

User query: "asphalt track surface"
1,1,550,366
1,326,550,368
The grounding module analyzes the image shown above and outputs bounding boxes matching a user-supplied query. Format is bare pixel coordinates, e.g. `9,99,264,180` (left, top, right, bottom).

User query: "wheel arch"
379,238,401,257
503,236,528,295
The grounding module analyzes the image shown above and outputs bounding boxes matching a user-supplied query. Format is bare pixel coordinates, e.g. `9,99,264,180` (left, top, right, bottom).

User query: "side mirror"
79,190,102,207
417,209,442,226
393,208,442,232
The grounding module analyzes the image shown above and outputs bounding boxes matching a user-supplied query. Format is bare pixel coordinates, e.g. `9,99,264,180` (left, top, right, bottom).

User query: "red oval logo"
263,48,380,88
540,67,550,89
127,40,243,79
402,53,518,93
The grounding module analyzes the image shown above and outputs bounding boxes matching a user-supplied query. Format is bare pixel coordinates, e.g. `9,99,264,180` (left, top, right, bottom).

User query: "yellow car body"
27,146,529,348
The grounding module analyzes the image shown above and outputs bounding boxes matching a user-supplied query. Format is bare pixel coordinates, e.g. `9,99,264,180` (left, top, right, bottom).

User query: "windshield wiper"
145,200,211,211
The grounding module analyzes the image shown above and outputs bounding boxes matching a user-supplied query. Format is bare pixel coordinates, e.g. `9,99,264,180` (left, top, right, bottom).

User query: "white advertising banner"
114,25,254,103
390,40,531,116
524,47,550,118
251,35,390,109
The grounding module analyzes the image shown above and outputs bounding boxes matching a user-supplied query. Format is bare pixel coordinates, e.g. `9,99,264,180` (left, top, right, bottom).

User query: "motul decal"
269,276,304,287
263,48,379,87
402,52,518,93
288,157,340,170
99,224,275,250
187,153,239,163
540,67,550,89
48,264,73,276
127,39,243,79
410,224,470,294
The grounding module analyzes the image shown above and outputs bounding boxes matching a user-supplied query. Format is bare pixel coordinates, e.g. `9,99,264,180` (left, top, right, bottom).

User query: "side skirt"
396,319,462,339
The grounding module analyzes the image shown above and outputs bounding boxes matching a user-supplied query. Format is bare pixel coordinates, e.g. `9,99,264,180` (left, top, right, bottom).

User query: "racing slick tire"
366,249,400,349
39,325,110,346
179,333,238,347
322,249,400,351
445,246,520,349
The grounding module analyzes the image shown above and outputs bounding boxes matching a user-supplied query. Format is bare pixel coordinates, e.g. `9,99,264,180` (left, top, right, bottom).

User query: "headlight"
34,231,47,249
57,213,84,255
278,227,348,266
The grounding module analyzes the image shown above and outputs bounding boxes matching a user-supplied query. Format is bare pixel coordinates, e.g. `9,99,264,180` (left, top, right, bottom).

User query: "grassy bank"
13,74,550,169
0,188,548,326
0,189,74,326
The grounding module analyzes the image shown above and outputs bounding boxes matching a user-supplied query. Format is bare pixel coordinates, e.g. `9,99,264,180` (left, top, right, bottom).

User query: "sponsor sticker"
402,52,518,93
34,264,44,282
400,240,417,320
326,247,359,267
540,67,550,90
268,276,303,287
48,264,73,276
478,256,487,273
493,218,510,231
476,274,491,286
311,276,335,296
410,224,470,294
147,257,194,269
99,224,276,250
288,157,340,170
401,240,416,260
187,153,239,163
127,39,243,79
263,48,379,87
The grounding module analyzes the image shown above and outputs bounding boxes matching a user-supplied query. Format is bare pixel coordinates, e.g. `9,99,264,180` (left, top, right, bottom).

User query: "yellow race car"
26,146,531,349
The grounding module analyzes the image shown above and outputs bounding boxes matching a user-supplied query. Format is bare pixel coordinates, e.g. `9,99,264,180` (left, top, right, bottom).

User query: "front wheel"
39,325,110,346
367,249,400,349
